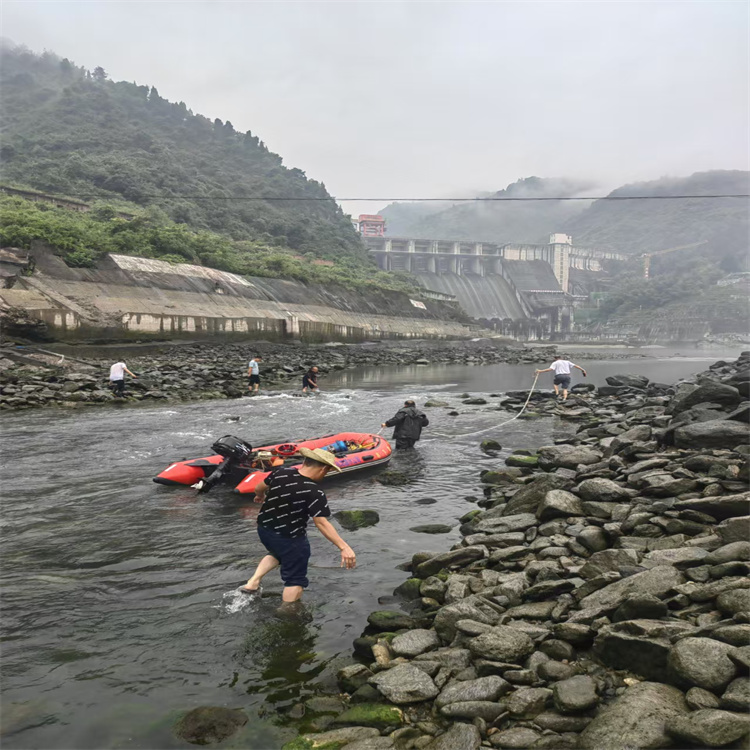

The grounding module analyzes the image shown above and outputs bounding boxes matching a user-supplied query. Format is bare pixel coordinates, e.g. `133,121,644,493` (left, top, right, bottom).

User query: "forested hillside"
0,44,368,265
378,177,594,242
565,171,749,265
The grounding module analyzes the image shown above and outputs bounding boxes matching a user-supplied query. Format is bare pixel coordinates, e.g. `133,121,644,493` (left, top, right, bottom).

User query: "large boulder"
414,546,486,578
666,709,750,747
537,445,603,471
578,565,684,611
672,382,743,415
668,637,738,691
536,490,584,521
578,682,689,749
368,664,439,704
578,477,635,503
468,625,535,662
672,493,750,521
606,374,650,389
674,420,750,450
502,474,574,515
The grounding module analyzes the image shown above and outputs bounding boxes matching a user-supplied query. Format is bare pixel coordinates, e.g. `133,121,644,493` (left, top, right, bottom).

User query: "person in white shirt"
109,361,137,397
247,355,263,394
535,356,587,401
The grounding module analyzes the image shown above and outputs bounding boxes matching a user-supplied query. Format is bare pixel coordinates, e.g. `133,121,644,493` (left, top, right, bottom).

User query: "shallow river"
0,352,739,749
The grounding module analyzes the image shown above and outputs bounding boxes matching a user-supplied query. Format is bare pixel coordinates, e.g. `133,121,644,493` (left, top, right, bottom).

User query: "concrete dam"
413,272,525,320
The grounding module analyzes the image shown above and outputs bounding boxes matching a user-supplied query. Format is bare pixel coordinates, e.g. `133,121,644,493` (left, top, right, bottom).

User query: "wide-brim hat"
298,446,343,473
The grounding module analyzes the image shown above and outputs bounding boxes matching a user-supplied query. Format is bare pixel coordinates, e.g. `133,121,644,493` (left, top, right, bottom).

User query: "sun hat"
298,446,343,472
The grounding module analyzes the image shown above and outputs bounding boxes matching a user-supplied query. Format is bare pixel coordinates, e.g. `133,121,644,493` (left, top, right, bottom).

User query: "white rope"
435,372,541,439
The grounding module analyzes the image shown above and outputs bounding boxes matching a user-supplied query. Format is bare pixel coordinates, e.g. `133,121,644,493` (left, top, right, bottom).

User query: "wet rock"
414,546,486,579
606,374,649,389
536,490,584,521
435,675,510,708
390,629,440,658
578,565,683,611
468,625,535,662
686,686,722,710
673,493,750,521
489,727,541,748
537,445,603,471
410,524,453,534
424,722,481,750
424,400,450,407
288,727,380,750
577,526,609,553
535,712,592,732
332,703,403,730
666,709,750,747
439,701,505,721
668,637,738,691
376,470,411,486
578,477,635,503
463,397,487,405
393,577,422,600
674,421,750,450
174,706,248,745
481,468,523,485
578,682,688,749
334,510,380,530
611,594,668,622
368,664,439,704
721,676,750,711
502,474,574,515
593,626,671,680
537,660,576,682
505,453,539,468
367,611,416,631
339,664,374,693
672,382,742,414
506,686,552,718
480,439,502,453
553,675,599,713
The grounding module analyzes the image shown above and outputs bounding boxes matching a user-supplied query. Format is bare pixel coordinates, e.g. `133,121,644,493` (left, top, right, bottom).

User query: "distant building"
358,214,386,237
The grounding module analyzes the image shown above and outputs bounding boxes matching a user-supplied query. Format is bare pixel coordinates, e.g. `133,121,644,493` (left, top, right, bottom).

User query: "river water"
0,351,740,749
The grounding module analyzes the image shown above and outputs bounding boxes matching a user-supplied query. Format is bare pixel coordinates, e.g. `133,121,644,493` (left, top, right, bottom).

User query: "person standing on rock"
535,356,587,401
247,355,263,395
302,366,320,394
109,360,137,397
241,447,356,603
382,399,429,450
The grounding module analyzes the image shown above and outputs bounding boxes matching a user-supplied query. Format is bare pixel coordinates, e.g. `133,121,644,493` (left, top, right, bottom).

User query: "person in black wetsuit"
302,366,319,393
382,399,429,450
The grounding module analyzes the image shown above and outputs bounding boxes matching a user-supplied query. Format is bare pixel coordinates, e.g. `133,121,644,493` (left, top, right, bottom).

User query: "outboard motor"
194,435,253,493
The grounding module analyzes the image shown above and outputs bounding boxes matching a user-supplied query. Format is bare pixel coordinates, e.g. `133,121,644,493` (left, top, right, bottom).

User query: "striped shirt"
257,467,330,538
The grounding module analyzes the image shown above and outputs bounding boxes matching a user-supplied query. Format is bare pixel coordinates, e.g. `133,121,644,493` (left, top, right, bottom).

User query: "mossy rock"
332,704,403,730
366,610,416,631
480,439,502,453
375,470,410,486
504,454,539,468
283,726,381,750
350,684,384,704
393,577,422,600
480,468,522,485
459,509,482,524
463,397,488,405
424,399,449,407
333,510,380,531
409,524,453,534
174,706,248,745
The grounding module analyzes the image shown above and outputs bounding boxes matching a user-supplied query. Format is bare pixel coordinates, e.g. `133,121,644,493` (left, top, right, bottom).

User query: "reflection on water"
0,354,735,749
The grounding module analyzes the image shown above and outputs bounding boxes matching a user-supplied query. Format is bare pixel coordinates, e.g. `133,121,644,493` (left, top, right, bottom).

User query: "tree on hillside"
92,66,108,82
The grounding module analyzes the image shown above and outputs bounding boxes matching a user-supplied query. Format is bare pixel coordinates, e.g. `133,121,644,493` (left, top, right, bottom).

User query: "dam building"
365,233,625,335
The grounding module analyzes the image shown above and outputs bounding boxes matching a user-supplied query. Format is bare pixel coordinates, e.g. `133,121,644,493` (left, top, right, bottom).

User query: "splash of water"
219,586,262,614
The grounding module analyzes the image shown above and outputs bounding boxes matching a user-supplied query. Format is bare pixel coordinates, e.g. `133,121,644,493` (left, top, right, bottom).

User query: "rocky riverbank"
282,353,750,750
0,339,646,411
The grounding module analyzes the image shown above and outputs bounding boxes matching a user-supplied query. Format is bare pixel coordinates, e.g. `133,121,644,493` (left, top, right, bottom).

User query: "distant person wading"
108,360,137,397
382,400,429,450
247,355,262,394
535,356,587,401
302,366,320,394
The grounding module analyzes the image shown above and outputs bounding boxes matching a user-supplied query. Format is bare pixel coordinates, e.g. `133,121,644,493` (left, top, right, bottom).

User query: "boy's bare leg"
242,554,279,591
282,586,303,602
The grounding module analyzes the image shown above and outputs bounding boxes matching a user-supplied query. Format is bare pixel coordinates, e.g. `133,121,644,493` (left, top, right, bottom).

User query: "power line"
17,193,750,202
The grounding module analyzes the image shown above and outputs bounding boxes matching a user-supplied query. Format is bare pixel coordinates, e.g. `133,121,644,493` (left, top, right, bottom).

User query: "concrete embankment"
0,247,472,343
284,353,750,750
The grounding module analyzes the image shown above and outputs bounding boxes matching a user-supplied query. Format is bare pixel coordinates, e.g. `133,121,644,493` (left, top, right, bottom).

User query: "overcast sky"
3,0,748,215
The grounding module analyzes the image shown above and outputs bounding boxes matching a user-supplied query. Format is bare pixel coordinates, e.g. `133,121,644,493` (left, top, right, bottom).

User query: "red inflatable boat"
153,432,392,494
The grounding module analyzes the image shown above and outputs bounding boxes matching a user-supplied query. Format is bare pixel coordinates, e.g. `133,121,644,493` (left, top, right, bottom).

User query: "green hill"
565,170,749,267
0,44,371,269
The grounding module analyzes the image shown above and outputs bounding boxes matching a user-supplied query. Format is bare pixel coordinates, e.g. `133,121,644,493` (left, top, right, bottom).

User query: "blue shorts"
257,525,311,588
553,374,571,389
